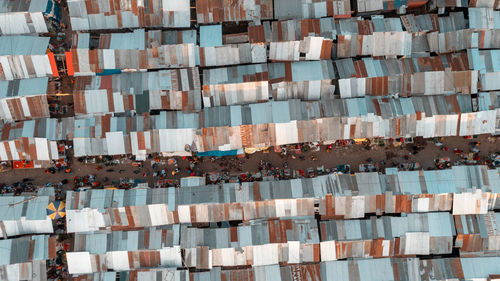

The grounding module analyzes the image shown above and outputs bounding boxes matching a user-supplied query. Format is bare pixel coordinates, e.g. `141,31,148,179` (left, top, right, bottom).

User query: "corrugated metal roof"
74,226,180,254
68,0,190,30
200,25,223,47
202,81,269,107
480,72,500,91
322,258,395,281
428,29,500,54
336,32,412,58
161,30,197,45
66,165,499,213
0,12,48,35
74,69,202,115
0,0,48,12
0,77,48,98
332,52,470,79
180,176,206,187
203,64,268,85
0,53,54,80
468,49,500,74
291,61,335,81
0,196,49,220
257,18,336,43
439,12,466,32
198,43,267,67
196,0,273,23
0,36,49,55
2,91,497,157
106,29,145,50
468,8,500,29
67,257,500,280
478,91,500,111
461,257,500,278
68,43,197,75
0,235,54,266
274,0,351,20
320,213,454,256
180,217,318,249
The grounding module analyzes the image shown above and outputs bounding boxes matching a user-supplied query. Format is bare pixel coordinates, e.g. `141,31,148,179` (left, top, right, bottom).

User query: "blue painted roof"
200,25,223,47
250,103,272,124
461,257,500,279
108,29,145,50
75,33,90,48
0,36,49,55
428,212,456,237
397,171,422,194
32,235,47,260
291,61,327,82
0,239,12,265
423,170,457,194
163,30,197,44
469,8,500,29
321,260,349,281
358,258,394,281
0,78,48,98
272,101,291,123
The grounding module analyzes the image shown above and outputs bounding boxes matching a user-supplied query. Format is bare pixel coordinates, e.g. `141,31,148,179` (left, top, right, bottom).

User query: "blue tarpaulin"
97,69,122,76
44,0,62,21
197,149,242,157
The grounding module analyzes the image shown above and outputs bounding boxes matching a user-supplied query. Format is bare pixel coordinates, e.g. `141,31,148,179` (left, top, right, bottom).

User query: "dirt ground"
0,135,498,189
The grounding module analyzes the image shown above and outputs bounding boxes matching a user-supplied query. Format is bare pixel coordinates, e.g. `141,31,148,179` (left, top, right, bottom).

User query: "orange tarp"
47,52,59,77
13,160,34,169
65,51,74,76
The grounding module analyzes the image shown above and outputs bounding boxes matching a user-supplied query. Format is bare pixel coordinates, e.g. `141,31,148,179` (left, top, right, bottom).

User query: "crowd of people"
434,140,498,169
47,240,69,281
1,136,498,192
0,179,41,195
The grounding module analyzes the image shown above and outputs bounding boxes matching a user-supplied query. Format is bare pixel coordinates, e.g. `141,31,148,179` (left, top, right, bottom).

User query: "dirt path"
1,135,497,189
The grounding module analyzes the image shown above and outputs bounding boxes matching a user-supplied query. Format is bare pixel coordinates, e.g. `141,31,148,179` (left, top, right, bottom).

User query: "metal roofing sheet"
25,196,50,220
0,77,48,98
0,0,46,13
0,36,49,55
75,33,90,48
397,171,422,194
0,240,11,265
200,25,223,47
273,0,303,20
321,260,349,281
423,169,456,193
291,61,332,81
272,101,292,123
469,8,500,29
250,103,273,124
196,0,273,23
68,0,190,29
428,212,456,237
162,30,197,45
108,29,145,50
358,258,394,281
461,257,500,279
